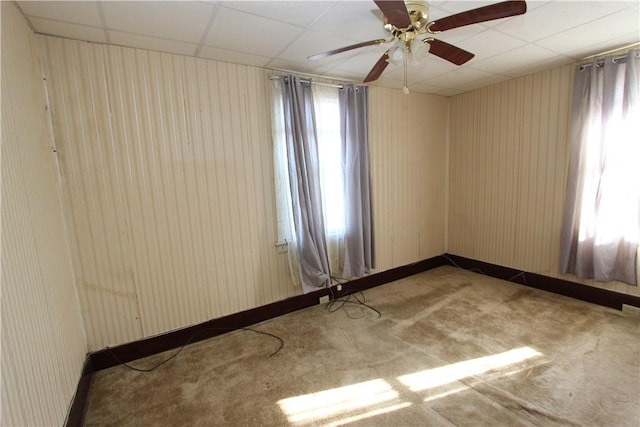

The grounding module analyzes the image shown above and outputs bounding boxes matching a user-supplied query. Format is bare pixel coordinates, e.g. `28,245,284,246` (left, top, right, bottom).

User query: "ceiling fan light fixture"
410,40,429,66
388,42,405,66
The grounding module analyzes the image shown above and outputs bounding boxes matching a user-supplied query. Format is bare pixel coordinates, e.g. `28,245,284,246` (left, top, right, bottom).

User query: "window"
269,75,374,293
560,50,639,285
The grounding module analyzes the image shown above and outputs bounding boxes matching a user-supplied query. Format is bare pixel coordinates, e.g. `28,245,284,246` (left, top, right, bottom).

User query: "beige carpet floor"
84,266,640,426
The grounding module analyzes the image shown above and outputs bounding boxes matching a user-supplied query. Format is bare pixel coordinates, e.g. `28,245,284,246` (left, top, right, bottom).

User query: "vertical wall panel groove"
449,64,639,297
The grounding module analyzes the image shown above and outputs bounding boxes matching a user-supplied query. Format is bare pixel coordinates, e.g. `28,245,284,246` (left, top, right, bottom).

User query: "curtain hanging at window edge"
279,75,332,293
559,49,640,286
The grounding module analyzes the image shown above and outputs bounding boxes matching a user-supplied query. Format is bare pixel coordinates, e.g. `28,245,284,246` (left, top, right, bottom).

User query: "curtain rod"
270,75,343,89
578,51,638,71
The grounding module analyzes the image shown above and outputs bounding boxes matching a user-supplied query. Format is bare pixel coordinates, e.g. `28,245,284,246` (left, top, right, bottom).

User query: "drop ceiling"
16,0,640,96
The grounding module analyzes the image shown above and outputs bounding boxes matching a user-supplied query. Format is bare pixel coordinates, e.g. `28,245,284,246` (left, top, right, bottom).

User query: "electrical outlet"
621,304,640,317
275,241,288,254
319,295,330,305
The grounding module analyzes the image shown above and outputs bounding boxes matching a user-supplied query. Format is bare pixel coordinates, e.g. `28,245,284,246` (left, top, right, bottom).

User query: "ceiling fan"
308,0,527,92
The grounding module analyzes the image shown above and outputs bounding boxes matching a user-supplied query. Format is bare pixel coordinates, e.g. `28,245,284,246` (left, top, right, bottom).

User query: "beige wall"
38,36,448,351
370,87,448,270
449,64,640,296
1,3,87,425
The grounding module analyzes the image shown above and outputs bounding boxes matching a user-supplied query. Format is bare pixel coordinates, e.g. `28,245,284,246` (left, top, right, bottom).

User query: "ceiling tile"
370,78,405,90
409,80,451,95
17,1,102,27
310,1,389,42
535,9,640,58
566,32,640,60
109,31,198,57
494,0,630,43
267,58,334,76
102,1,215,44
469,43,569,77
382,60,452,85
29,18,107,44
206,7,303,57
332,47,389,73
198,46,271,68
427,67,496,89
276,30,372,65
459,73,512,91
455,29,528,64
220,1,334,27
319,69,366,83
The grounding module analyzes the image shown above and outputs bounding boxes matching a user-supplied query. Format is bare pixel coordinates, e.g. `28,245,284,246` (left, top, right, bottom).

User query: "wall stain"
83,281,137,299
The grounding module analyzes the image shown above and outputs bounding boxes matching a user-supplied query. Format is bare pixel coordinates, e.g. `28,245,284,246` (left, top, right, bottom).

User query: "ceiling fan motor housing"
383,0,429,35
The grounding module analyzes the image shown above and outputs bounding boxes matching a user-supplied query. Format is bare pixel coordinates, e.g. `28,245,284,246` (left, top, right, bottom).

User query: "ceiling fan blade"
374,0,412,28
425,39,474,65
308,39,386,61
363,52,390,83
429,1,527,33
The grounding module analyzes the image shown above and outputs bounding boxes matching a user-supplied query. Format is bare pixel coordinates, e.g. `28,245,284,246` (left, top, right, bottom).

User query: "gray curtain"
280,75,331,293
560,50,639,285
339,84,375,277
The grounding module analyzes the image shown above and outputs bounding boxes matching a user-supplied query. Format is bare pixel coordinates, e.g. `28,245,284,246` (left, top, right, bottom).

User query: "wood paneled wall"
369,87,448,270
39,36,448,351
449,64,639,296
1,3,87,425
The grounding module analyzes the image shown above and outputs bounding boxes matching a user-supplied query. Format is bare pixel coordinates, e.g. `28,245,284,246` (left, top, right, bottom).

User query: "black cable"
442,254,486,275
106,327,284,373
443,254,527,285
326,276,382,319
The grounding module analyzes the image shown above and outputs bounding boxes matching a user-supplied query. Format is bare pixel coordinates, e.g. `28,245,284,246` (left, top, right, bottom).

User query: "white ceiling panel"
330,47,390,74
102,1,215,44
198,46,272,68
310,1,389,41
109,31,198,57
18,1,102,27
28,17,108,44
427,66,497,88
455,29,528,63
469,43,570,77
16,0,640,96
268,57,335,76
535,8,640,56
221,1,334,27
493,1,631,42
206,7,303,57
276,30,366,64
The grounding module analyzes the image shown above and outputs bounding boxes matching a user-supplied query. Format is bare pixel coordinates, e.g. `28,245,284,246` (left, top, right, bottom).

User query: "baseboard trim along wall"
64,357,94,427
89,255,447,371
443,253,640,310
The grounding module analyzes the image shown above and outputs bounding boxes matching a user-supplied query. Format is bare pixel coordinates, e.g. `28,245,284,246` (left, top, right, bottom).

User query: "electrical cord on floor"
442,254,528,284
106,327,284,373
326,276,382,319
442,254,486,275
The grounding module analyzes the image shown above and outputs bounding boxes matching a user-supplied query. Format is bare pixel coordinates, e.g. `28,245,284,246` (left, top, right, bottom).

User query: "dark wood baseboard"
64,356,94,427
443,253,640,310
90,255,447,371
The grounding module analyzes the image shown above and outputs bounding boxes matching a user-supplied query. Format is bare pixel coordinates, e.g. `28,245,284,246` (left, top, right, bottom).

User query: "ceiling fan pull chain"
403,50,410,95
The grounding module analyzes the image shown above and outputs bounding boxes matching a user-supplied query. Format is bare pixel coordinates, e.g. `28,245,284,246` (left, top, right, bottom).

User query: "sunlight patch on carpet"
398,346,542,393
278,347,542,424
277,378,405,424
